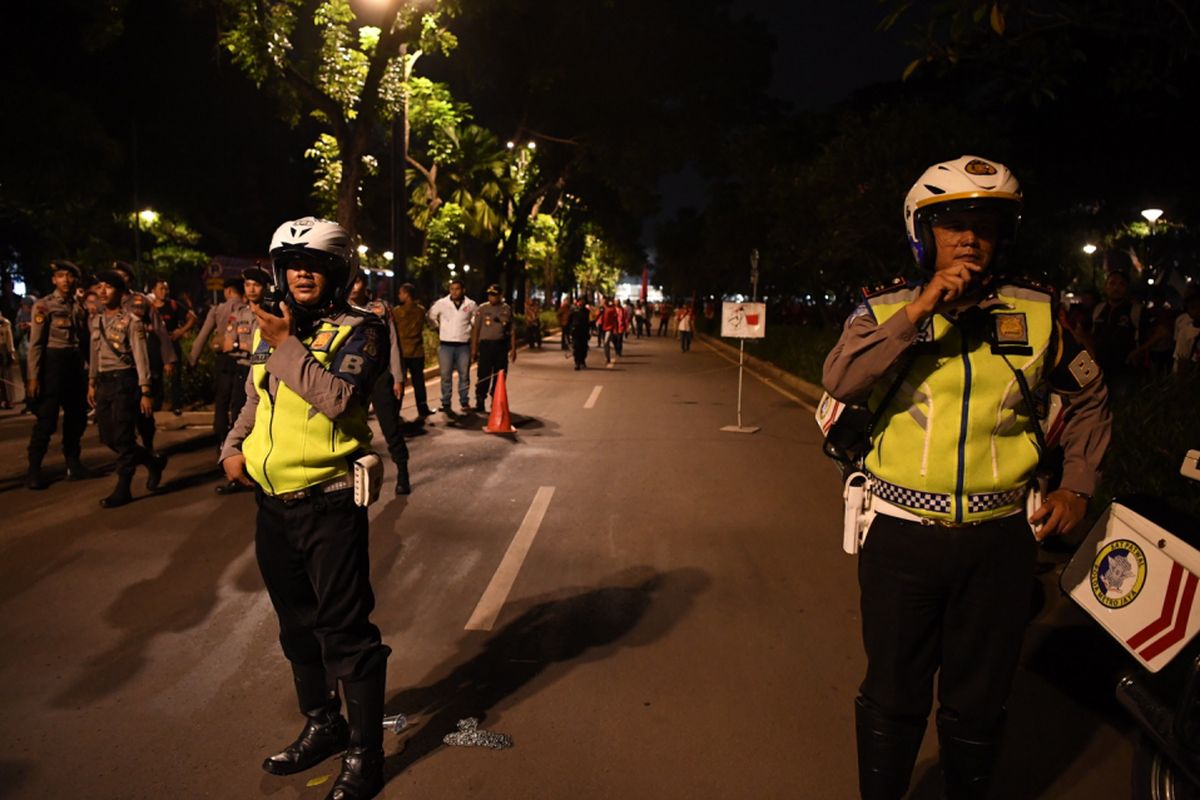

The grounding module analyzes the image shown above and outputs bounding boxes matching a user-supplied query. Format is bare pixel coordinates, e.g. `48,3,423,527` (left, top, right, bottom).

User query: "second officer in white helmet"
220,217,391,800
823,157,1111,799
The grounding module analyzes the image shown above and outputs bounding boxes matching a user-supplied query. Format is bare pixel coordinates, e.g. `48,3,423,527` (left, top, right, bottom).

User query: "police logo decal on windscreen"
1091,539,1148,609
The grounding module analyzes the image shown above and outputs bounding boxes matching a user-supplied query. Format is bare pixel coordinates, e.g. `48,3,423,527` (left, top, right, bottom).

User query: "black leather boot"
325,658,387,800
100,472,134,508
855,697,927,800
65,456,94,481
394,464,410,496
146,454,168,492
262,662,348,776
26,453,48,490
937,711,1001,800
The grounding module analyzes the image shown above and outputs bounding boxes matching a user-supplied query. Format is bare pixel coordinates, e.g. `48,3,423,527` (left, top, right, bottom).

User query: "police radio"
258,287,285,317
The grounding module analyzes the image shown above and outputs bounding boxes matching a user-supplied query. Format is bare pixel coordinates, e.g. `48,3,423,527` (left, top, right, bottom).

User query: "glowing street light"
506,141,515,150
139,208,158,225
1141,208,1164,224
1082,243,1097,255
357,244,369,256
462,264,470,273
383,251,394,261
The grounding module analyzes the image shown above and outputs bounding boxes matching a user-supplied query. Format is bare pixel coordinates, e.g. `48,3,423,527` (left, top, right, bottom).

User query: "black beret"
94,270,128,293
49,260,82,278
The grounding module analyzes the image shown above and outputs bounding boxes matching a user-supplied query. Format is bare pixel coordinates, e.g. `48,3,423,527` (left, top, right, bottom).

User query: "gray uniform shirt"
822,297,1111,497
90,309,151,386
474,302,512,342
124,291,177,367
189,298,256,367
27,291,89,380
359,299,404,380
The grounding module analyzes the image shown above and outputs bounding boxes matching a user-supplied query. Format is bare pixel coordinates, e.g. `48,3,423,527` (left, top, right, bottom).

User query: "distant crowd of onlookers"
1059,253,1200,398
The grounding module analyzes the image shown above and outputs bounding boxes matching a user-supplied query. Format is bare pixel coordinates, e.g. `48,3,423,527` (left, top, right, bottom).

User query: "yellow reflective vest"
864,282,1055,523
241,322,373,496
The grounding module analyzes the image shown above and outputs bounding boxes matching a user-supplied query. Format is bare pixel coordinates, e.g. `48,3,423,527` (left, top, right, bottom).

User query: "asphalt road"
0,332,1136,799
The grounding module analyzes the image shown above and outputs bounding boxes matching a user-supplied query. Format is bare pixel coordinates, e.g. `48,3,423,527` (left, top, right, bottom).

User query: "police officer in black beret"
25,260,93,489
88,270,166,507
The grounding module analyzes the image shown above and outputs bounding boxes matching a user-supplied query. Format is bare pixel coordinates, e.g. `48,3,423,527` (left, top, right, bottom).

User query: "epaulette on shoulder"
341,306,385,327
861,276,912,301
999,275,1055,298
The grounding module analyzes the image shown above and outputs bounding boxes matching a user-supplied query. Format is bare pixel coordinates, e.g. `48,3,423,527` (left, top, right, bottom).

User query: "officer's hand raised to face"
1029,489,1088,540
905,262,985,325
253,302,293,348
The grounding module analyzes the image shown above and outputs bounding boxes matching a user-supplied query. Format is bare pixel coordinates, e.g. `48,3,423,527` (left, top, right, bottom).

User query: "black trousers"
475,340,508,404
213,354,248,451
137,372,163,452
858,513,1037,735
168,340,184,410
255,487,388,680
571,331,589,366
28,349,88,461
400,354,429,412
94,370,153,477
370,371,408,468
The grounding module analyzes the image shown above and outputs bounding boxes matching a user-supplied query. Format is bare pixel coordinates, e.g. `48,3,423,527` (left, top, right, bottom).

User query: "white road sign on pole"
721,302,766,339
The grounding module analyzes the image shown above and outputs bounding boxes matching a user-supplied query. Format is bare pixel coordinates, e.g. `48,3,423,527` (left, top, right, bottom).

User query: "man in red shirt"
600,298,620,368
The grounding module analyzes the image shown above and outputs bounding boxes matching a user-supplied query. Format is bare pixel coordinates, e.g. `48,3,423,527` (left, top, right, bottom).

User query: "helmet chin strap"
284,293,342,337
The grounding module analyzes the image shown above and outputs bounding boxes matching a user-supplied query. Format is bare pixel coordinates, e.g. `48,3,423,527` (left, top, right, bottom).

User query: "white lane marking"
464,486,556,631
584,385,603,409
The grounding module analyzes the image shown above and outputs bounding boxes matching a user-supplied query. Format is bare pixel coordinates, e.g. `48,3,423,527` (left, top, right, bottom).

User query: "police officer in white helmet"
823,157,1112,799
220,217,391,800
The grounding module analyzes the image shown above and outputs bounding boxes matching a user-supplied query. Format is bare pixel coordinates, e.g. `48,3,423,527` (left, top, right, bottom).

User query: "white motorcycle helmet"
904,155,1023,271
268,217,359,305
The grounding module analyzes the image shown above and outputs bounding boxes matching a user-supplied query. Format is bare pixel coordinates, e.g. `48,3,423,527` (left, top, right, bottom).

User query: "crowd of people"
557,296,696,370
1058,252,1200,397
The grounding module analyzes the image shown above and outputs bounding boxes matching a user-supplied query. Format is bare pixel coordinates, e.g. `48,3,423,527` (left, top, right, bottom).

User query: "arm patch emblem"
1068,351,1100,387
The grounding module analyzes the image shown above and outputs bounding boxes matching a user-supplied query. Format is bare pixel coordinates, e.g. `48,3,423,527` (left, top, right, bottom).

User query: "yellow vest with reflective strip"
865,283,1054,523
241,322,372,496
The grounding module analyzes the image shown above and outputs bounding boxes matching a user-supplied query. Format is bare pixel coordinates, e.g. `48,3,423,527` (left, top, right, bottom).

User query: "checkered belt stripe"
868,477,951,513
966,487,1026,513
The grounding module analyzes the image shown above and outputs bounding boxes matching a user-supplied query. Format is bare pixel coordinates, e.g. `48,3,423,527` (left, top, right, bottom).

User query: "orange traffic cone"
483,369,517,434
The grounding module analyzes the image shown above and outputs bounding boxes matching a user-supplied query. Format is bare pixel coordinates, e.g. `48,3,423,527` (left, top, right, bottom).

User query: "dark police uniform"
824,279,1111,799
26,283,90,485
473,296,513,408
359,298,409,493
90,302,159,506
221,306,390,796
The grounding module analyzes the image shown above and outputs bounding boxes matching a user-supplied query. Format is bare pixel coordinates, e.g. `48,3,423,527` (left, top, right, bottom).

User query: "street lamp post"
1083,243,1098,289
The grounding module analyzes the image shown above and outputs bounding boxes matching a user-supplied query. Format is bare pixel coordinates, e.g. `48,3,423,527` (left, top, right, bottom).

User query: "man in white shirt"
427,280,476,416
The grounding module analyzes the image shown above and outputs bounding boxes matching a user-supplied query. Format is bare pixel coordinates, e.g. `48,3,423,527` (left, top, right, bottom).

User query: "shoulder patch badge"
1068,351,1100,387
309,330,336,352
994,313,1028,345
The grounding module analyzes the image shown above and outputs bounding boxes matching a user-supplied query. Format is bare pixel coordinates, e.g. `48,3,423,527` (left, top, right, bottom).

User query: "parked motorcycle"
1060,449,1200,799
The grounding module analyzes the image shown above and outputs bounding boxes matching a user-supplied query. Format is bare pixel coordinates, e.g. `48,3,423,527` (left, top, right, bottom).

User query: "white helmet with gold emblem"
904,155,1022,270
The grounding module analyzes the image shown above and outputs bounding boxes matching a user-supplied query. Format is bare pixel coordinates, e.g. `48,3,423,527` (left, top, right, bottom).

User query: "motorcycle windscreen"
1061,503,1200,673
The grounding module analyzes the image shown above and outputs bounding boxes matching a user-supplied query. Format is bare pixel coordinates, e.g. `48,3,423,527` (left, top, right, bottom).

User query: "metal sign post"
721,249,764,434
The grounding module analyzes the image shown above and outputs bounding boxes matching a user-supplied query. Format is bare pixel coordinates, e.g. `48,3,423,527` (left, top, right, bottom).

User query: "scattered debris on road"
443,717,513,749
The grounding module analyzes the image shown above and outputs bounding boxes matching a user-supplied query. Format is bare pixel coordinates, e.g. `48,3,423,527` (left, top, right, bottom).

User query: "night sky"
654,0,913,229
